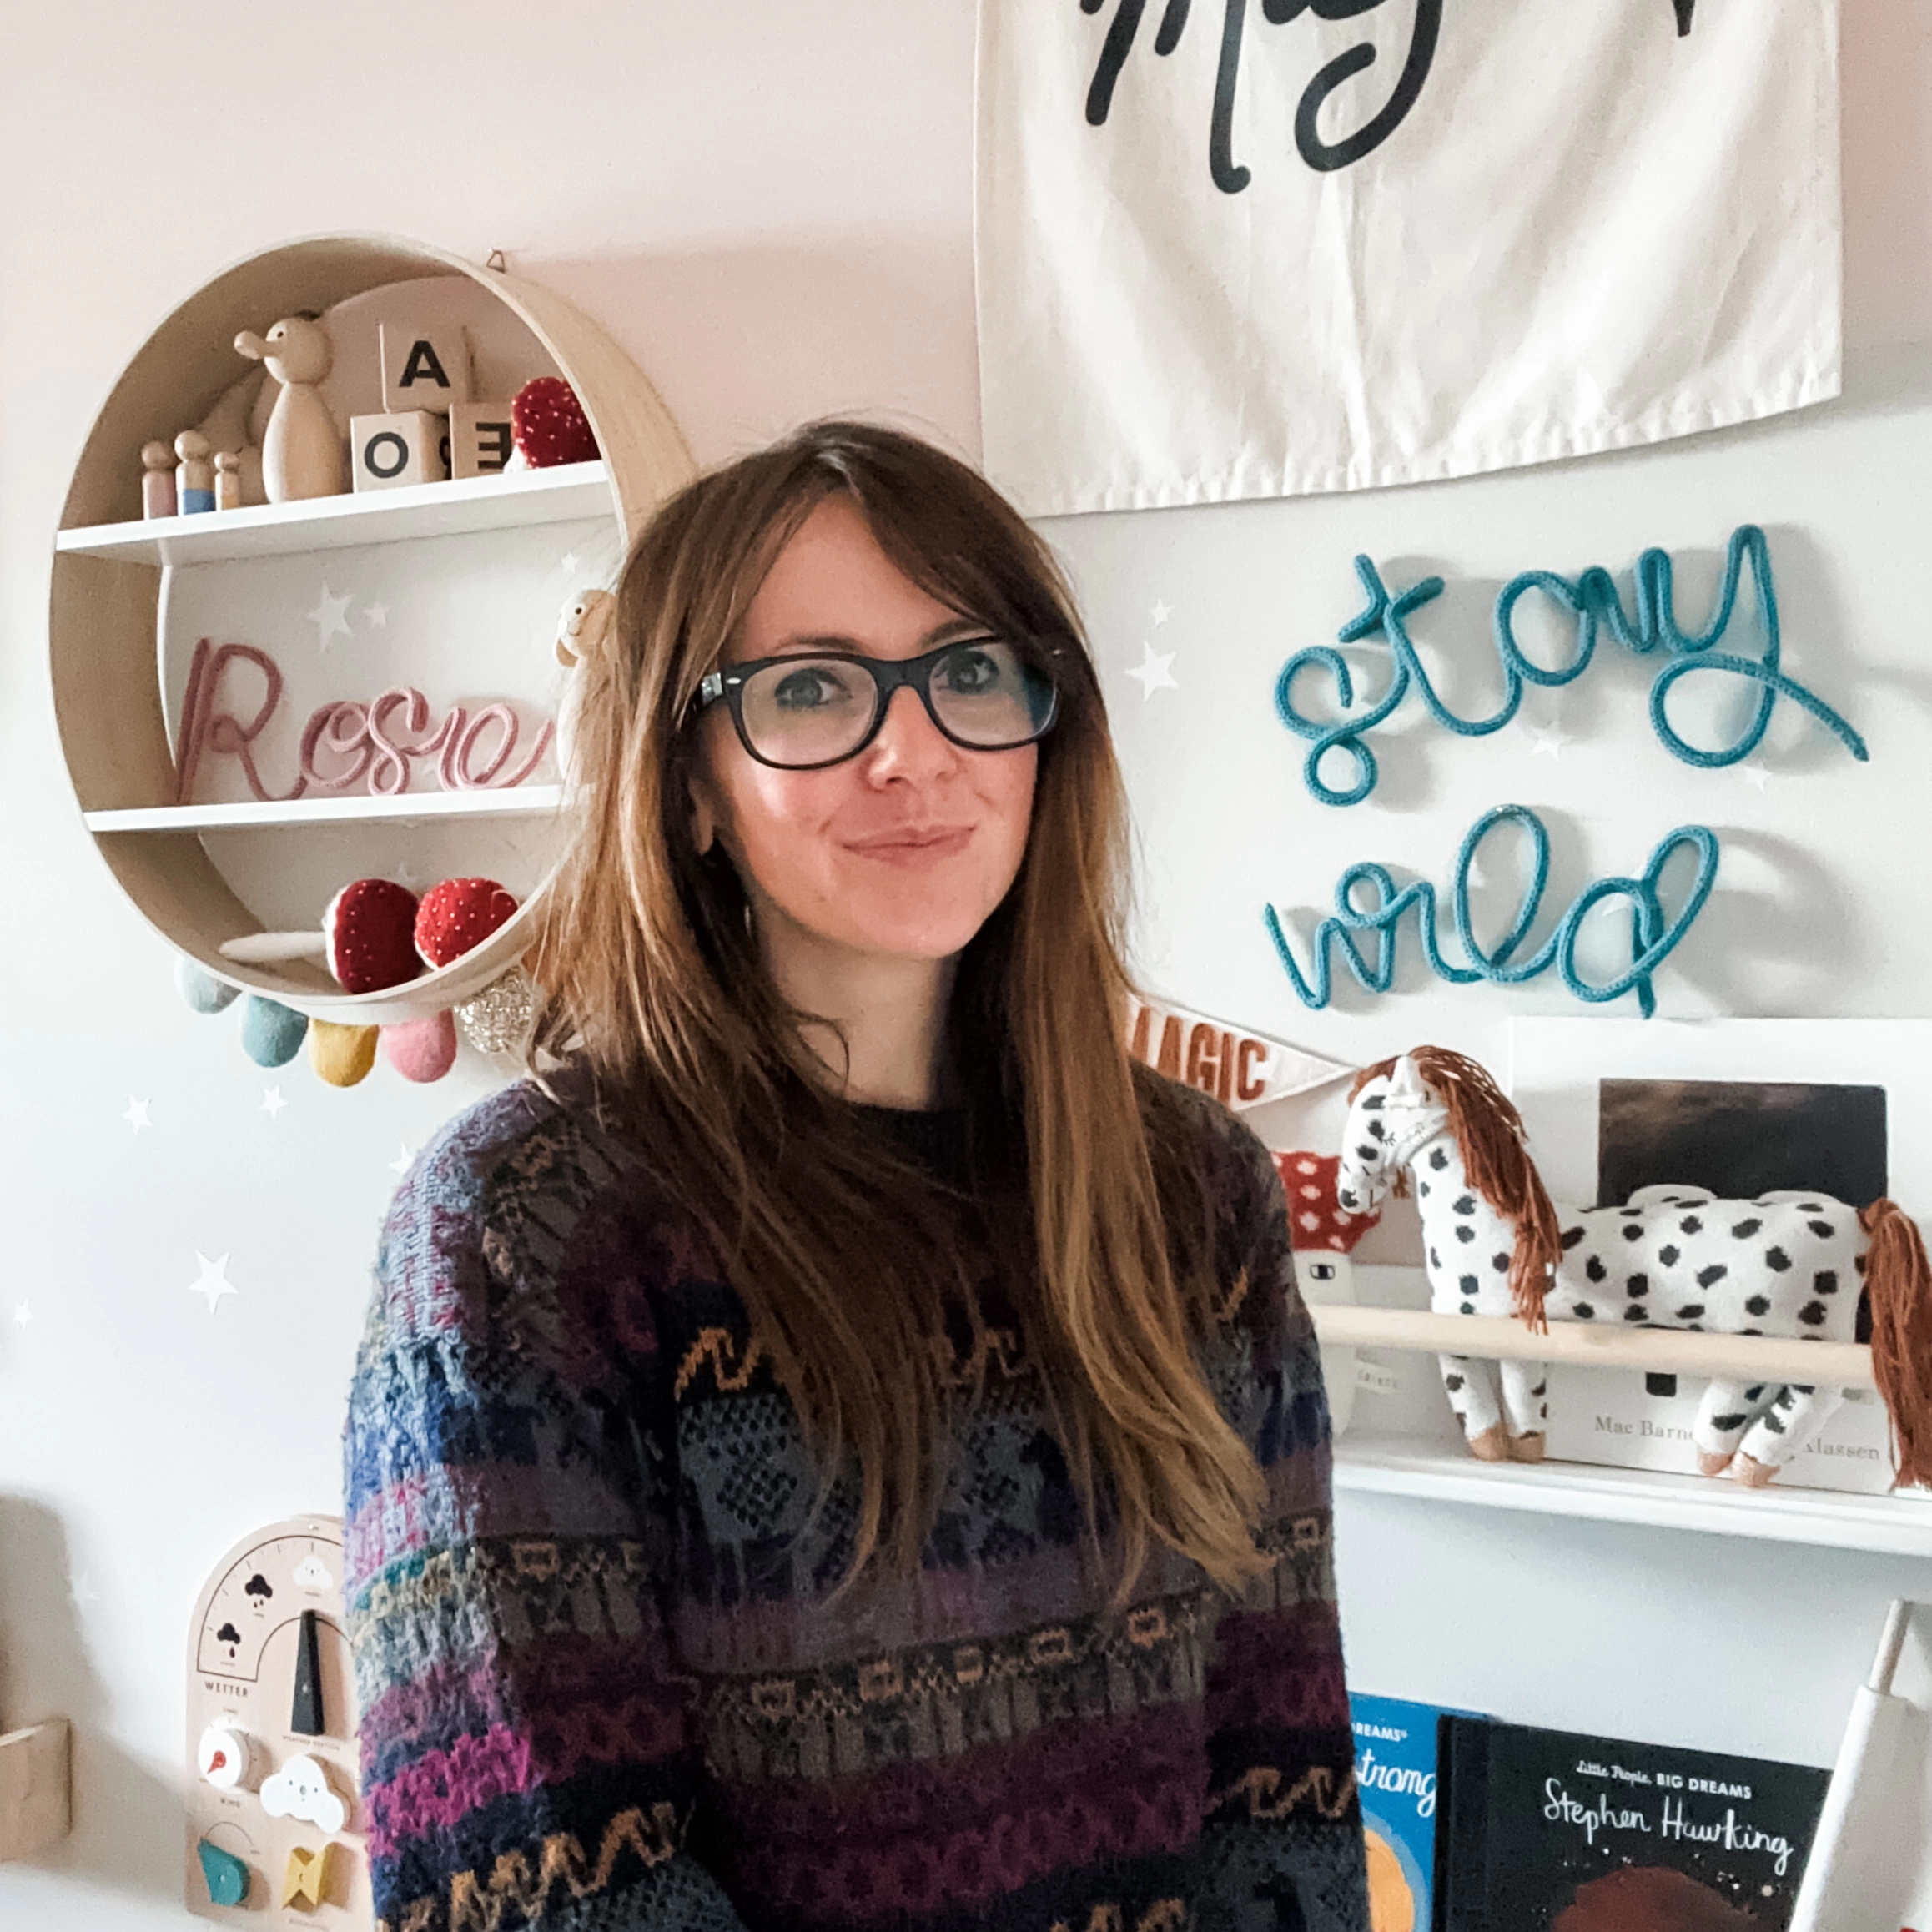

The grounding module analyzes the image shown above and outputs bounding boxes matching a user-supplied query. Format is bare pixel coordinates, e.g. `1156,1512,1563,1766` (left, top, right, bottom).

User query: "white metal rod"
1868,1598,1914,1695
1310,1305,1877,1388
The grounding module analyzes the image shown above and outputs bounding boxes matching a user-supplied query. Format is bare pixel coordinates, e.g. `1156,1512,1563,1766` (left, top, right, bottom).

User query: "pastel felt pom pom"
415,878,518,968
381,1010,458,1083
309,1019,379,1087
239,995,308,1067
176,956,239,1014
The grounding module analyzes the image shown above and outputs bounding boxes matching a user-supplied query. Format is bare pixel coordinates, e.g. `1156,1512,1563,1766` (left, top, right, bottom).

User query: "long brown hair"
526,421,1267,1592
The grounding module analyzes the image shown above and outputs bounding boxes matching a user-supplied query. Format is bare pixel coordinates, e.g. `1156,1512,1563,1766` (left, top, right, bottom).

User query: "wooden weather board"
185,1517,370,1925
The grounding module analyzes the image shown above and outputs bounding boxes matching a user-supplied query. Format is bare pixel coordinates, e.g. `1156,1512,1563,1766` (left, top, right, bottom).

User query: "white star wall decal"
123,1097,152,1133
389,1143,414,1176
1150,600,1172,626
260,1086,288,1120
188,1252,237,1314
306,586,355,651
12,1301,31,1328
1526,726,1570,761
1126,642,1178,700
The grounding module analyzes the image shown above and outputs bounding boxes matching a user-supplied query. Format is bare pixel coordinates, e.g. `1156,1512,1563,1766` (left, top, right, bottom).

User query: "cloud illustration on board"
260,1753,348,1834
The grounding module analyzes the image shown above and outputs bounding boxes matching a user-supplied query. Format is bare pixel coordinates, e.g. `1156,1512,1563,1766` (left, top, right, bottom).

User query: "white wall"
0,5,1926,1924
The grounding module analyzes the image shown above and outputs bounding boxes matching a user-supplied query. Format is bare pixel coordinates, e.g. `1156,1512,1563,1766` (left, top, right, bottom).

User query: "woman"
343,423,1366,1932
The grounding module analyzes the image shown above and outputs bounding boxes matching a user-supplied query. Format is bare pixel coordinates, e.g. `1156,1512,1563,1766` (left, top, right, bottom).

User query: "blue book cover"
1351,1692,1455,1932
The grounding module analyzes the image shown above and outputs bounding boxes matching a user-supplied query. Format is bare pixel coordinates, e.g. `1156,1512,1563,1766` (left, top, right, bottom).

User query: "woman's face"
690,496,1039,964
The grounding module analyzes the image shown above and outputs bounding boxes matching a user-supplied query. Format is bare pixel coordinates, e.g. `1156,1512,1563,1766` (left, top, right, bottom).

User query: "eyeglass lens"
738,641,1055,767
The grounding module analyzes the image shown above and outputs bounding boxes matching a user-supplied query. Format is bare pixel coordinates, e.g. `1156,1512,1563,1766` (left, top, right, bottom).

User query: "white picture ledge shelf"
85,786,563,833
54,460,613,566
1333,1433,1932,1560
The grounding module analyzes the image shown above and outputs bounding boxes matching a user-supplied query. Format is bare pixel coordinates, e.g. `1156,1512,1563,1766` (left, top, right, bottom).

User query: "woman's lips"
843,826,974,863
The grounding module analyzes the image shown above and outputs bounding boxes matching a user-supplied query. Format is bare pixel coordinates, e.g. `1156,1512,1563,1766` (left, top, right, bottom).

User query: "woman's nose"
863,683,958,779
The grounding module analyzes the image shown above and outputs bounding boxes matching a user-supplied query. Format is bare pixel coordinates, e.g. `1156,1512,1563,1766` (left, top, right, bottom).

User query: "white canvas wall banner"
975,0,1842,516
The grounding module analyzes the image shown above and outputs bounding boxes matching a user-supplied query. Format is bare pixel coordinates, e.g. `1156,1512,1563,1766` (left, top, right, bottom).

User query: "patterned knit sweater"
342,1077,1367,1932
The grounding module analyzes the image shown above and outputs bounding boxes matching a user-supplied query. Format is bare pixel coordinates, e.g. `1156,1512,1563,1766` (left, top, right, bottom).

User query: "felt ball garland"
180,876,526,1086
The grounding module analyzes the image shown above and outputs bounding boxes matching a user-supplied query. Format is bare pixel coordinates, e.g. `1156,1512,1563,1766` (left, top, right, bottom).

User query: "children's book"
1348,1693,1458,1932
1435,1716,1829,1930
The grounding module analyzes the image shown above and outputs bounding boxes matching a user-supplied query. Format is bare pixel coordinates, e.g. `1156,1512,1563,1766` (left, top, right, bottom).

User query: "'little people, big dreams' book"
1347,1693,1460,1932
1435,1717,1830,1930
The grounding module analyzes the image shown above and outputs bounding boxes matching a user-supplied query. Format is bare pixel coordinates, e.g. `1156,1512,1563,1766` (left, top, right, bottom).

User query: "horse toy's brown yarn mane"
1351,1046,1562,1331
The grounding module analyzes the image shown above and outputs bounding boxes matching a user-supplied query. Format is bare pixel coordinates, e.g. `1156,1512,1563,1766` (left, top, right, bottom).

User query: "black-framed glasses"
696,636,1061,771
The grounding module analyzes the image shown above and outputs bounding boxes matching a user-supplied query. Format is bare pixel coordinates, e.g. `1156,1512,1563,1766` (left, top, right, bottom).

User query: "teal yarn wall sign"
1262,804,1720,1018
1275,526,1868,806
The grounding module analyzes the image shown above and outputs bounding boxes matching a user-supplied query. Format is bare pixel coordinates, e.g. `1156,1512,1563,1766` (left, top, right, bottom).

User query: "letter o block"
350,412,450,492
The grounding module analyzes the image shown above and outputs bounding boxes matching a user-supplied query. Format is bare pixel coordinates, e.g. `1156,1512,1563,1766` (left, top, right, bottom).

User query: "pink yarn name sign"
174,640,555,805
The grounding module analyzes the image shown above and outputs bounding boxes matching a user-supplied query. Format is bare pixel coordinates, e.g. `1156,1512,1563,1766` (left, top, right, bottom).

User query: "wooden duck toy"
234,316,345,501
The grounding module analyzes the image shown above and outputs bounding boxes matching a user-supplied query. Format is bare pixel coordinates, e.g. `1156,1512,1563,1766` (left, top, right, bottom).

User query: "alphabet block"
350,412,450,493
449,402,516,480
380,322,470,415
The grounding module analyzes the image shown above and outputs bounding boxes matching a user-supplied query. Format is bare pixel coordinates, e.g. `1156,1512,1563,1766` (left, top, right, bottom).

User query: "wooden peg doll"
214,450,244,511
141,441,178,519
174,430,215,514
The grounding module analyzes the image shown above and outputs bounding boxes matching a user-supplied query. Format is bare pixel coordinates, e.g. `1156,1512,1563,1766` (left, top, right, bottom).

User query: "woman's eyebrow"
763,617,990,657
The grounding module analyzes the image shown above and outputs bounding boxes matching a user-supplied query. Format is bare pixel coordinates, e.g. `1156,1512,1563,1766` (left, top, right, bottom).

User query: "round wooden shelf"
50,232,694,1024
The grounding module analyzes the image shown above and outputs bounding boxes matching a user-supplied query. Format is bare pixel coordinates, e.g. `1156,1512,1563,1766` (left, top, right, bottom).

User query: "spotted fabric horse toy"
1335,1047,1932,1488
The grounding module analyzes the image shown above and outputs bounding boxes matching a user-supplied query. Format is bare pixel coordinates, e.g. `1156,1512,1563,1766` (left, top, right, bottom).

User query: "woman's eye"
942,648,1003,694
772,666,853,711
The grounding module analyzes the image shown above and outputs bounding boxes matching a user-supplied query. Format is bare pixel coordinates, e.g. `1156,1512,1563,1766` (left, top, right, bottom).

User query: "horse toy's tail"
1862,1197,1932,1489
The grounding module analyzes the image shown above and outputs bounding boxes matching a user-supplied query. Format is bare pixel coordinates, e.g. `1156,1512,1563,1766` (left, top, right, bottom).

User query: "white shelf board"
55,462,613,565
86,786,561,832
1333,1431,1932,1559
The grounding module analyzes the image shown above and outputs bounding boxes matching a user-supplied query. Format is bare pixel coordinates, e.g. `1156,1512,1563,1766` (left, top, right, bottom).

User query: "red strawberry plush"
415,878,520,969
511,377,599,467
323,879,421,994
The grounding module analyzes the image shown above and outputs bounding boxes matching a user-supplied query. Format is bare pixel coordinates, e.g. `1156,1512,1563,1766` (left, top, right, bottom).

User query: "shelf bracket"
0,1718,73,1860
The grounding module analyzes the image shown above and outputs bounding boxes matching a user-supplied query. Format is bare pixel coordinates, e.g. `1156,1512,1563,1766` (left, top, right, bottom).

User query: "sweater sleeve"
340,1096,752,1932
1195,1109,1371,1932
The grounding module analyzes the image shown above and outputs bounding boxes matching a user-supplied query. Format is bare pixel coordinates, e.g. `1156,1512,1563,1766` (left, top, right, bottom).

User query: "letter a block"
380,322,471,415
449,402,516,480
350,412,450,492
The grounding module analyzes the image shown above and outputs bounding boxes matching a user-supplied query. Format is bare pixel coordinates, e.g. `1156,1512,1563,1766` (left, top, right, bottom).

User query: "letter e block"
350,412,450,492
449,403,517,480
380,322,471,415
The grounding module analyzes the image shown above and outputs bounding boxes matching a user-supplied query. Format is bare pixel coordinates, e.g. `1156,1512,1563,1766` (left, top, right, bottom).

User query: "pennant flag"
1126,994,1354,1109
